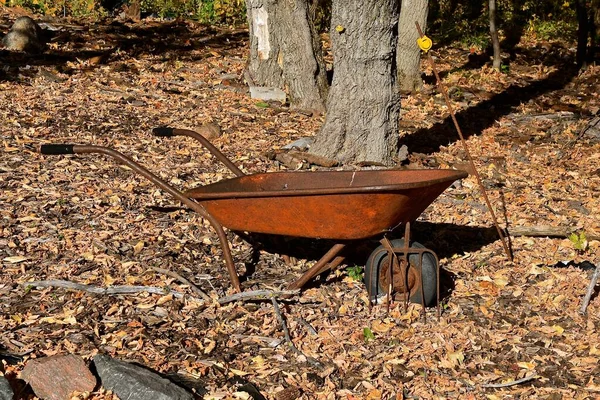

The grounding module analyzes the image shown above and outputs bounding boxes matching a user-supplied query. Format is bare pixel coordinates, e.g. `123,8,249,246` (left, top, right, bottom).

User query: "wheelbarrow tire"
364,239,437,307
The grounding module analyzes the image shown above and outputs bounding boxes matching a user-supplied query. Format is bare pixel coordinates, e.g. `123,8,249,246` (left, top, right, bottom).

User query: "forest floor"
1,9,600,400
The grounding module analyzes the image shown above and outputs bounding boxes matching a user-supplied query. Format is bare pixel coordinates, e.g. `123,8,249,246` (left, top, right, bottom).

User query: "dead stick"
415,22,512,262
151,266,211,302
481,374,538,388
218,289,300,305
507,226,599,241
580,264,600,314
270,297,322,368
22,280,204,302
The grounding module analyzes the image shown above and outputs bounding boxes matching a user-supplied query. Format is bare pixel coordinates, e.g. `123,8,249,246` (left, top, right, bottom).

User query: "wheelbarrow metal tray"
185,169,467,240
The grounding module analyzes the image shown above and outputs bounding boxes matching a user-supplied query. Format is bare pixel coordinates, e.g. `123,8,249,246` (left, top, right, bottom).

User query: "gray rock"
2,16,45,53
249,86,286,102
282,137,313,151
0,376,13,400
93,355,193,400
397,144,409,162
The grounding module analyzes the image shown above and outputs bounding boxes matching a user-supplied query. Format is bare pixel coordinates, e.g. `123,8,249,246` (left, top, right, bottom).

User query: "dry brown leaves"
1,11,600,400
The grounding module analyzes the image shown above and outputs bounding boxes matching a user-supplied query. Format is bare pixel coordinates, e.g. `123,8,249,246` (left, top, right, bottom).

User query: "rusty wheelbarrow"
39,128,467,308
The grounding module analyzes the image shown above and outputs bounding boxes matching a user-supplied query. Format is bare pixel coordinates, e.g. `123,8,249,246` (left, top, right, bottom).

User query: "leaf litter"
1,11,600,400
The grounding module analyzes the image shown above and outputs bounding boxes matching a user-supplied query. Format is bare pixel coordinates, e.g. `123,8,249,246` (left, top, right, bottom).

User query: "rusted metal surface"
185,169,467,240
40,128,466,297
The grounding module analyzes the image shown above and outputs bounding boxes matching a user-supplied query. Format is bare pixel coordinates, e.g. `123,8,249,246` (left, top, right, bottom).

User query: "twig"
218,289,300,305
507,226,599,241
481,374,538,388
22,280,204,303
270,297,322,368
150,266,211,302
231,334,283,348
294,317,318,336
580,263,600,314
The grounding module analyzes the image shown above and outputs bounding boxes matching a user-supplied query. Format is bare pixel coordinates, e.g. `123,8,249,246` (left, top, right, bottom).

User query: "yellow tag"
335,25,345,33
417,36,432,52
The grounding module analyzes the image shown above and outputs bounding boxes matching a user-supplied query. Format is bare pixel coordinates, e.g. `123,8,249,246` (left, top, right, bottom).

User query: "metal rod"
68,145,242,292
415,22,513,262
288,243,346,290
155,128,246,177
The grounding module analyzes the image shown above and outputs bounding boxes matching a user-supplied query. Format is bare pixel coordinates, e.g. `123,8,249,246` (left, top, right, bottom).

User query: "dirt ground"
1,10,600,400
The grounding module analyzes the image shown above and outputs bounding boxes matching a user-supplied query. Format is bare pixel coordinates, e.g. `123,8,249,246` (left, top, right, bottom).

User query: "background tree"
245,0,328,112
396,0,428,93
489,0,501,70
310,0,401,165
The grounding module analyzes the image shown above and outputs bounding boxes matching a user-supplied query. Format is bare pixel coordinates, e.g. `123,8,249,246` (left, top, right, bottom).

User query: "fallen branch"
507,226,599,241
22,280,204,303
580,263,600,314
218,289,300,305
481,374,539,388
150,266,211,302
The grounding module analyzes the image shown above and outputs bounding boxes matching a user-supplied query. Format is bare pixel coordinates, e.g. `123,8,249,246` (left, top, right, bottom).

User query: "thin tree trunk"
246,0,327,112
575,0,589,68
277,0,328,113
310,0,400,165
246,0,284,88
397,0,428,93
489,0,501,70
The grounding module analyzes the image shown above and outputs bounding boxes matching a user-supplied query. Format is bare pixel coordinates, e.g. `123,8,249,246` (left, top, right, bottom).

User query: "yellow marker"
417,35,432,52
335,25,345,33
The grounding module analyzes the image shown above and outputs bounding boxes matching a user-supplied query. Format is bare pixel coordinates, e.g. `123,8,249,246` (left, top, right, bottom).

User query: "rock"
1,16,45,53
397,144,409,163
197,122,222,140
20,354,96,400
249,86,286,102
0,375,13,400
282,137,313,151
93,354,193,400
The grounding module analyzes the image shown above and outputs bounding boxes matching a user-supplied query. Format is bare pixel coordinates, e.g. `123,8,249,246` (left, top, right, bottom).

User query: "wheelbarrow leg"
288,243,346,290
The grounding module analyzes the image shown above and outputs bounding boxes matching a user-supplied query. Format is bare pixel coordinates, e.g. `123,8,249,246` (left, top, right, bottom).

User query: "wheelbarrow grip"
39,144,76,155
152,127,174,137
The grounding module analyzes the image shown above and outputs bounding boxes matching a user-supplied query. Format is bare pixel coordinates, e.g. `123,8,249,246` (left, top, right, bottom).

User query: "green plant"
500,63,510,74
363,327,375,342
568,231,588,253
346,265,363,281
527,15,577,41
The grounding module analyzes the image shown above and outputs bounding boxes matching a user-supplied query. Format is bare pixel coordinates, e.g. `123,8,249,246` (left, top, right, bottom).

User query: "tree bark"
310,0,401,165
246,0,327,112
489,0,501,70
277,0,328,112
397,0,428,93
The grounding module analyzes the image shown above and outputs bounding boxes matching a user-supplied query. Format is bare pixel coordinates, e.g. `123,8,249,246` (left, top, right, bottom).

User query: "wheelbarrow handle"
38,143,242,292
152,127,245,177
40,144,76,155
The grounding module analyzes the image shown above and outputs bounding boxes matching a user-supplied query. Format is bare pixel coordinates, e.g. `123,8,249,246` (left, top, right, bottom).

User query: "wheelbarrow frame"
40,128,467,309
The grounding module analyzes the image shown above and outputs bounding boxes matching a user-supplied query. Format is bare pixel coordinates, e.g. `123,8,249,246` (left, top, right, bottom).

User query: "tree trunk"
246,0,284,88
310,0,401,165
246,0,327,112
277,0,328,112
489,0,501,70
397,0,428,93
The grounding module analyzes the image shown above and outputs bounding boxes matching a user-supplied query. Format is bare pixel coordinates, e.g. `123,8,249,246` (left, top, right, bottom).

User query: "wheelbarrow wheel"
364,239,437,307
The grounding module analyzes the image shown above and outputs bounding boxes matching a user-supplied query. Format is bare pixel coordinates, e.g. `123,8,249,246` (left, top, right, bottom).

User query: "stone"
93,354,193,400
249,86,286,102
0,375,13,400
1,16,45,53
20,354,96,400
282,137,313,151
